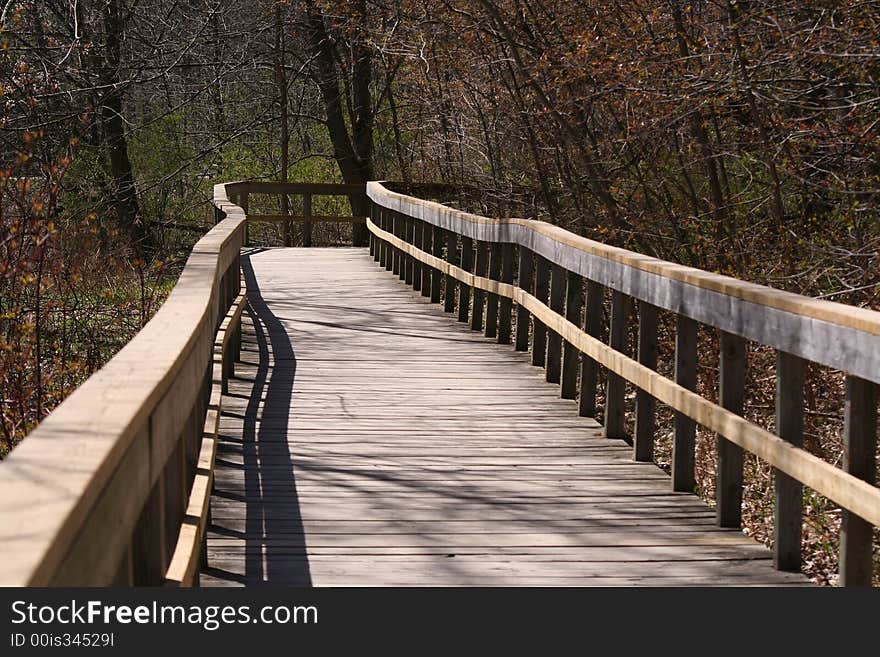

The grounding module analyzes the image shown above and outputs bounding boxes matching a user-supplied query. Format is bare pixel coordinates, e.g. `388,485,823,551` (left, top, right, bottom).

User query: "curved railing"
367,181,880,586
0,184,247,586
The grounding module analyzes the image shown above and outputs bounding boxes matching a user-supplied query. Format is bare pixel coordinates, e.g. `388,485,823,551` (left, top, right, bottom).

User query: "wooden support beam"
404,218,414,285
471,241,488,331
545,264,566,384
412,221,422,291
485,243,501,338
497,244,515,344
561,271,582,399
431,225,442,304
774,350,804,572
579,281,604,418
515,247,534,352
839,375,876,586
604,290,630,439
445,231,458,313
420,220,431,297
673,315,698,492
717,331,746,527
634,302,658,462
532,256,550,367
458,237,473,323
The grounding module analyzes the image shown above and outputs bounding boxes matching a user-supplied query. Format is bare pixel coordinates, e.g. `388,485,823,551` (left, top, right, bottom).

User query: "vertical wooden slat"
634,302,658,462
485,243,501,338
839,376,876,586
774,350,804,572
672,314,698,491
397,214,407,282
717,331,746,527
412,221,422,291
579,280,604,418
430,225,442,303
471,241,488,331
404,218,414,285
545,264,565,384
561,271,582,398
515,246,534,352
391,213,401,276
604,290,630,439
302,193,312,247
532,256,550,367
497,244,515,344
445,231,458,313
458,236,473,323
420,220,431,297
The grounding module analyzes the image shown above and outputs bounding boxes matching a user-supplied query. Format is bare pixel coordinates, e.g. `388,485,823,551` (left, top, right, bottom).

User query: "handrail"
366,181,879,586
0,183,247,585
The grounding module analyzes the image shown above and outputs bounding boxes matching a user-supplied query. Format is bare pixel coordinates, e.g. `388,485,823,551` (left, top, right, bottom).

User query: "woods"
1,1,878,586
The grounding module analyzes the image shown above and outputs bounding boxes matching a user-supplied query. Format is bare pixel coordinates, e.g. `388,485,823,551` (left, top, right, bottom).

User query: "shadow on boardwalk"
204,252,311,585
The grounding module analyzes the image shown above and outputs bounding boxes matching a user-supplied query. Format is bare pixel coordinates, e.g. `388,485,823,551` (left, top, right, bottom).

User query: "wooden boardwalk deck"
201,247,810,586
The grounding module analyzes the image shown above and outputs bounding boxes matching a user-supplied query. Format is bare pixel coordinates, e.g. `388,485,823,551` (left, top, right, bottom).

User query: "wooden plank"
839,376,876,586
717,331,746,528
515,246,534,352
561,271,582,399
774,350,804,572
673,314,698,492
532,256,549,367
247,215,367,224
604,290,630,439
634,302,658,462
579,281,603,418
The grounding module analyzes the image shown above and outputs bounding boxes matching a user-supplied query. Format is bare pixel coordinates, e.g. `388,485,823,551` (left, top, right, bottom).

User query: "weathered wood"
412,220,422,291
579,281,604,418
367,182,880,386
485,243,501,338
302,193,313,247
532,256,550,367
445,231,458,313
404,217,414,286
431,225,443,304
561,272,582,399
246,214,367,224
839,376,876,586
604,291,630,439
471,241,488,331
515,247,534,352
545,264,566,384
634,302,658,462
774,350,804,572
717,332,746,528
420,219,431,297
673,315,697,492
205,247,806,587
497,244,515,344
458,237,473,323
392,213,401,277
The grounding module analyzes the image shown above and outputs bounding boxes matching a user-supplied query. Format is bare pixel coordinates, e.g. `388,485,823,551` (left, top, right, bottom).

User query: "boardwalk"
201,247,809,586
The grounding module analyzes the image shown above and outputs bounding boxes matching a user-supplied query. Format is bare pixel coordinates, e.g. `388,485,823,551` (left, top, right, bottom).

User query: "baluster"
634,301,658,461
431,225,442,303
485,243,501,338
515,246,534,352
561,271,582,398
420,221,432,297
471,241,488,331
302,193,312,247
672,314,698,491
458,237,473,323
412,220,423,291
404,218,414,286
774,350,804,571
532,256,550,367
445,231,458,313
717,331,746,526
839,376,877,586
579,281,604,418
391,213,401,277
497,244,515,344
545,264,566,384
604,290,630,439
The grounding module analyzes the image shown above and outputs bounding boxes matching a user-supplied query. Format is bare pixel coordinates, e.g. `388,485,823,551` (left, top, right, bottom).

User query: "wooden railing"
366,181,880,586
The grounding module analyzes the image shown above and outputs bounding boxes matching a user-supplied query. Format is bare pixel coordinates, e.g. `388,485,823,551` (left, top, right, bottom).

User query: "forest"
1,1,878,586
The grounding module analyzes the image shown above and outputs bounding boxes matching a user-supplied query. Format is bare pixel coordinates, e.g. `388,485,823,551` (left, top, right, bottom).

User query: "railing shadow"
215,253,312,585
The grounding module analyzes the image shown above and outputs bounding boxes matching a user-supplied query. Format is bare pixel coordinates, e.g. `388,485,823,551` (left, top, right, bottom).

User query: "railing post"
445,231,458,313
471,241,488,330
430,225,442,303
412,220,423,292
485,243,501,338
378,209,388,269
515,246,534,352
717,331,746,527
385,210,394,273
532,256,550,367
497,244,514,344
774,350,804,572
579,281,603,418
839,375,877,586
397,213,407,282
561,271,582,398
404,217,414,286
634,301,658,461
303,193,312,247
371,202,380,262
604,290,630,439
282,193,291,247
672,314,697,491
458,237,473,323
545,264,566,384
420,222,431,297
392,212,401,277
